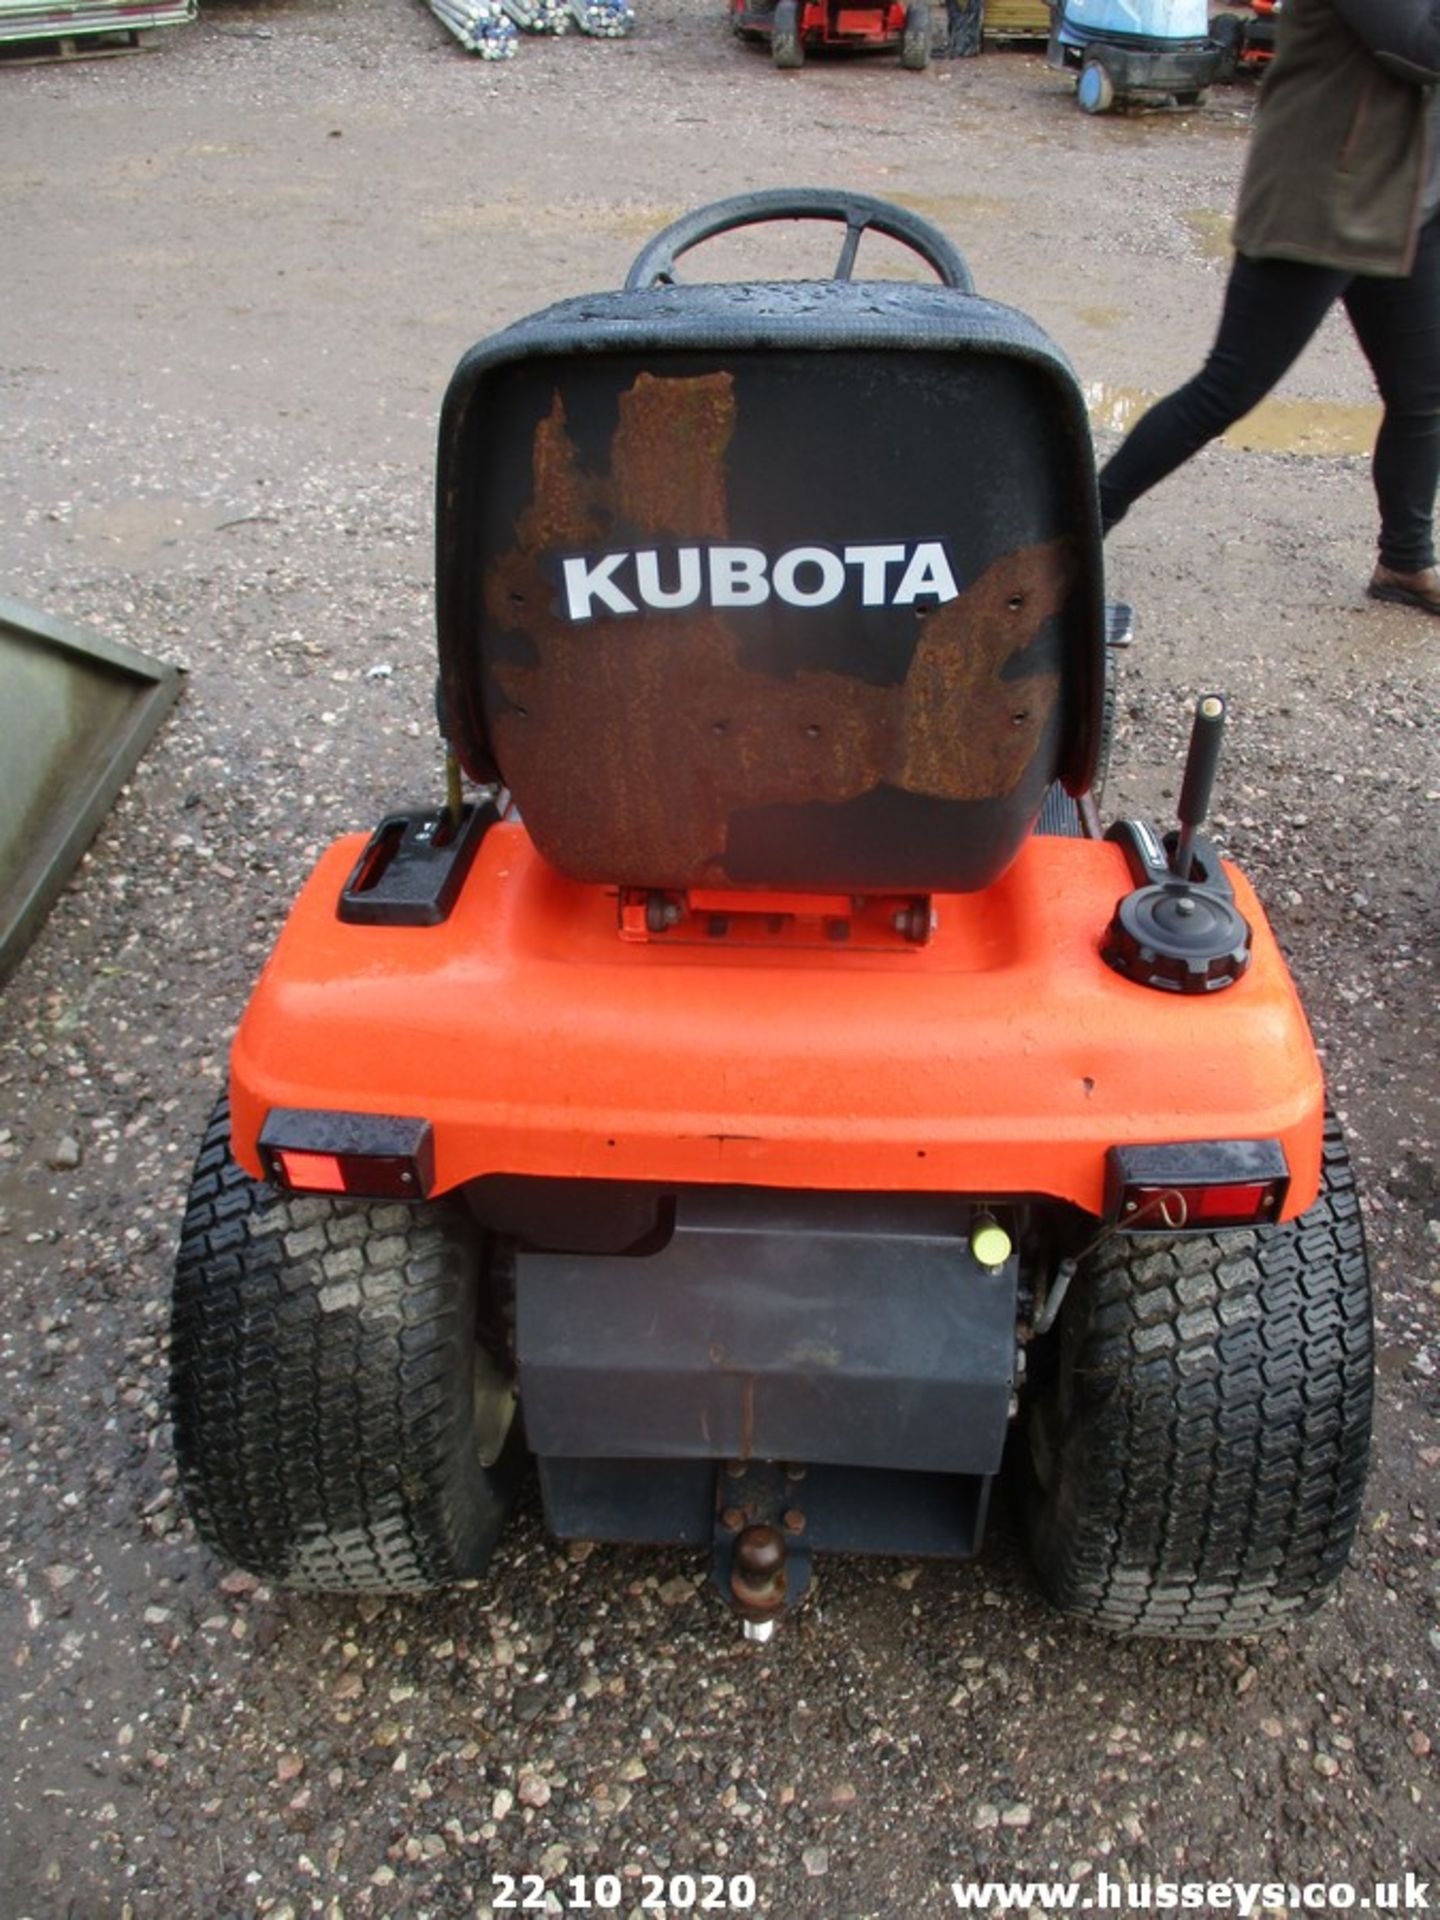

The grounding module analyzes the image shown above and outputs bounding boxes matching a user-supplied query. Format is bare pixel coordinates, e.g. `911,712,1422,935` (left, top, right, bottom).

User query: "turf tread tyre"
771,0,803,67
171,1097,522,1592
1025,1116,1373,1637
900,0,931,69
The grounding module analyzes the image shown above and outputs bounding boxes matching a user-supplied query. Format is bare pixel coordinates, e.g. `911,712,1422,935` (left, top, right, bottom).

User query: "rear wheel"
942,0,982,57
170,1097,524,1591
1208,11,1242,80
771,0,804,67
1024,1115,1373,1637
900,0,931,68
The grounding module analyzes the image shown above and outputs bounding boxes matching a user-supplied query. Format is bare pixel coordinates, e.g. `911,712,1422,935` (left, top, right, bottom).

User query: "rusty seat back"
435,271,1105,895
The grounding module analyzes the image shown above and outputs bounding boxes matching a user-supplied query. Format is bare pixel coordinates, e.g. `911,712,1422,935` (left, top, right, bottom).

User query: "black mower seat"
436,269,1105,896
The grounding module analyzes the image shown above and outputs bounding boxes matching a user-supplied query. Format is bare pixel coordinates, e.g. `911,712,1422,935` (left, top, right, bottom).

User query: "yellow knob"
971,1218,1013,1270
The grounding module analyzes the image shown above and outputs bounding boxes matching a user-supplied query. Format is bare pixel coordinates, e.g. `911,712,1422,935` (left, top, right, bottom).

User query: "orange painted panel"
230,824,1324,1220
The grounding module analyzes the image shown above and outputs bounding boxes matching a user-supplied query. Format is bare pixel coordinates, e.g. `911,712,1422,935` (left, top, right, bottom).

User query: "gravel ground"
1,2,1437,1915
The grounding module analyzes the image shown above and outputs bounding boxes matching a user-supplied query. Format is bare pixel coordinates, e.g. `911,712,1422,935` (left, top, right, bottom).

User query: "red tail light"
273,1149,348,1194
1107,1140,1289,1231
259,1110,434,1201
1118,1180,1281,1230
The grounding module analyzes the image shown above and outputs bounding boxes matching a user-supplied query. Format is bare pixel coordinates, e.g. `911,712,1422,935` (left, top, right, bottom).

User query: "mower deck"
230,818,1324,1217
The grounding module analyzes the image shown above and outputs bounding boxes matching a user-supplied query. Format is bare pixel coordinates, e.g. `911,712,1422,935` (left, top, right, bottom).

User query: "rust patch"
738,1373,756,1463
611,370,735,537
898,539,1074,799
486,371,1071,883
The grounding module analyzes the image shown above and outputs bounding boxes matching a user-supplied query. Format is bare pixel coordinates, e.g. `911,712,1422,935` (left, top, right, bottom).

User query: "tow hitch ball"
712,1463,814,1640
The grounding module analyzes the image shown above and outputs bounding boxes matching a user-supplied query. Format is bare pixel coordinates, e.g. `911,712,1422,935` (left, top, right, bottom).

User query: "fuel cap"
1103,883,1252,994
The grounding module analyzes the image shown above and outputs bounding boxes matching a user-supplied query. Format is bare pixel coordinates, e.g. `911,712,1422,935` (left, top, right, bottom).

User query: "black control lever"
1101,692,1251,995
1173,693,1226,882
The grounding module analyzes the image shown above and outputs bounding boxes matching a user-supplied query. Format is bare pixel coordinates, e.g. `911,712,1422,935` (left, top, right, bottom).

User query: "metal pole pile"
426,0,518,57
424,0,632,54
502,0,571,31
565,0,634,35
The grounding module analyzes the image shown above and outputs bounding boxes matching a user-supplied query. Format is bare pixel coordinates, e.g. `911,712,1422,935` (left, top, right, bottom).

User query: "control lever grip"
1174,693,1226,880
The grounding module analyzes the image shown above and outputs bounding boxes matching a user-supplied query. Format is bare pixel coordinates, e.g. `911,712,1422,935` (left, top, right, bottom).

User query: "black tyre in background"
771,0,804,67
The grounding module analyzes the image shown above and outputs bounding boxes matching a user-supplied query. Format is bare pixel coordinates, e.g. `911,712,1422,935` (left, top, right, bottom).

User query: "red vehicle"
1211,0,1279,75
731,0,931,70
1244,0,1279,60
171,193,1372,1642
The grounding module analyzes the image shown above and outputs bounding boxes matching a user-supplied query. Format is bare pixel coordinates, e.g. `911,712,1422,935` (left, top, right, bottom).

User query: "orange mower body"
229,825,1324,1222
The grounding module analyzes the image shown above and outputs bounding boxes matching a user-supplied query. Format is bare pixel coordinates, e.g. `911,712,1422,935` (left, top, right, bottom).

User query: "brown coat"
1233,0,1440,277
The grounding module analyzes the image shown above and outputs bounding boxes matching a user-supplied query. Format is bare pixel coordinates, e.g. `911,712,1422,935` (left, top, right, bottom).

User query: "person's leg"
1344,213,1440,595
1099,253,1347,532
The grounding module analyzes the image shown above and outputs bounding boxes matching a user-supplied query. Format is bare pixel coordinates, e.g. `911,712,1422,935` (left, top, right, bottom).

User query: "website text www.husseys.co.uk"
949,1872,1431,1914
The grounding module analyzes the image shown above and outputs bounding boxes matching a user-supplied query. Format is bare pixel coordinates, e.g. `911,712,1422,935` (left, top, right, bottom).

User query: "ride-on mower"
171,191,1373,1641
1210,0,1279,79
730,0,931,71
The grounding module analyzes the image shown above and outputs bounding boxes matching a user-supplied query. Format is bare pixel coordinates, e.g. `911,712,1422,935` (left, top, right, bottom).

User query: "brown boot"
1367,563,1440,615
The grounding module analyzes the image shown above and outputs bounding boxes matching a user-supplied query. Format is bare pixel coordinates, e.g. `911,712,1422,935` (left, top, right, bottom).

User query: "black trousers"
1098,215,1440,573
